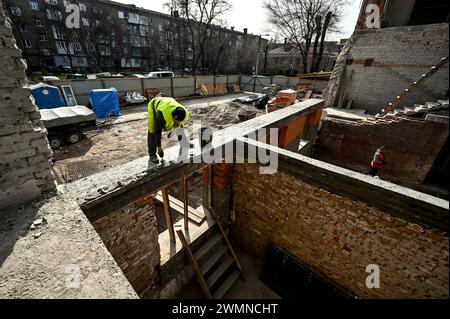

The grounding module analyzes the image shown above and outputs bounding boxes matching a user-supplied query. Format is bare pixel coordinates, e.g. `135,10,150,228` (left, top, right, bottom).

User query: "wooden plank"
194,233,223,260
208,207,243,273
155,193,205,222
176,230,212,299
183,177,189,230
213,269,241,299
207,255,234,289
162,188,175,242
200,245,227,275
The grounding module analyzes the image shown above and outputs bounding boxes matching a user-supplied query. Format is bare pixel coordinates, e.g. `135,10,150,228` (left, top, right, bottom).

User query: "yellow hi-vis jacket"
147,97,190,133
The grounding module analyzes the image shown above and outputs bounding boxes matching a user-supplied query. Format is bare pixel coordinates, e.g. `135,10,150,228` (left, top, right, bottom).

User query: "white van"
146,71,174,78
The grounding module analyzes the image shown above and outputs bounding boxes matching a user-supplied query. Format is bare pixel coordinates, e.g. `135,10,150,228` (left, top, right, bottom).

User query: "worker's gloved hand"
157,147,164,158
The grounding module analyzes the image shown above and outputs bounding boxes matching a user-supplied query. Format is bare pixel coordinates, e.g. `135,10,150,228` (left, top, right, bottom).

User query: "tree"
166,0,231,75
264,0,347,73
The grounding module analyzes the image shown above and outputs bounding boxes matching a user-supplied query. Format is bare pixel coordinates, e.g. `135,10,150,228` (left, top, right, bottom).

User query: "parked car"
145,71,175,78
41,76,60,82
131,74,146,78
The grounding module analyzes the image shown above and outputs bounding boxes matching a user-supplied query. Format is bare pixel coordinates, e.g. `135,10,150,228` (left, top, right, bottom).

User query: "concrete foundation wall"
92,195,160,296
331,23,449,114
231,163,449,299
313,117,449,186
0,6,56,210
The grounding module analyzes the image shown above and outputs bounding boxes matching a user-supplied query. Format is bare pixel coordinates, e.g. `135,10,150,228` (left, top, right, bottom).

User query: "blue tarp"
29,83,66,109
89,88,121,118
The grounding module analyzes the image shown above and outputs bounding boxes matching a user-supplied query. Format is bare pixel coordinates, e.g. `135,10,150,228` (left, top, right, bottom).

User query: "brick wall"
328,23,449,114
0,6,56,210
313,117,449,186
232,163,449,298
92,195,160,296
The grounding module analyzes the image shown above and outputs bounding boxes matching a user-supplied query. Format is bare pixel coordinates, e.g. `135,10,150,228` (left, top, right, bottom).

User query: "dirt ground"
52,94,265,184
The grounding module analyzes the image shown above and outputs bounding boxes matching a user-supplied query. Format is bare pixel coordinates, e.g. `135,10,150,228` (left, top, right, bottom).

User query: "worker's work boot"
149,154,159,164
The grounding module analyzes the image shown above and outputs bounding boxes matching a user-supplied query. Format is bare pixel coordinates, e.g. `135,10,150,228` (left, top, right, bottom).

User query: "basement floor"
176,249,281,299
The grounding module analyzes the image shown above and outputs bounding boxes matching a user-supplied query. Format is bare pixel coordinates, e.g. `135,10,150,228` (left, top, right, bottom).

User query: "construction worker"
369,146,387,177
148,96,190,163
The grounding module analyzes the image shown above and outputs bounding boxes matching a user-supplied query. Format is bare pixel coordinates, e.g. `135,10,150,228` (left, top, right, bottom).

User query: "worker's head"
378,146,385,152
172,107,187,124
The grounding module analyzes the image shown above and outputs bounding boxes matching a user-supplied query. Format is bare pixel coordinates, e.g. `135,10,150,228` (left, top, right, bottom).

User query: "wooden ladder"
381,56,449,116
176,207,243,299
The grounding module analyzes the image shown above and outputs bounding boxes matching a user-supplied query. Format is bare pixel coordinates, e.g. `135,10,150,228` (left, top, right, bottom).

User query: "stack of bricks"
267,89,297,113
0,6,55,210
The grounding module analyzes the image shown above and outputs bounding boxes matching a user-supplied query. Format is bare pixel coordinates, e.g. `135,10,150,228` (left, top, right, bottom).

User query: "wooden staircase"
177,208,243,299
380,56,449,116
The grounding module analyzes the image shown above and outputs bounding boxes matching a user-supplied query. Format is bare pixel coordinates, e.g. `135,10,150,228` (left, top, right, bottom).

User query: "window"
43,49,52,56
128,13,139,23
63,0,69,7
19,24,27,32
52,25,65,40
139,15,148,25
81,18,90,27
23,40,32,48
94,20,100,27
76,57,85,64
158,24,163,31
11,7,22,16
72,43,82,51
34,19,44,27
47,9,62,21
93,7,103,14
118,11,124,19
45,0,58,5
87,43,95,52
79,3,87,12
38,34,48,41
29,1,39,11
55,41,69,54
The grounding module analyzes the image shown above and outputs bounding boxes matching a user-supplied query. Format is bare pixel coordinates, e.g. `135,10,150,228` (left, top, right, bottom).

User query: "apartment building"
2,0,265,74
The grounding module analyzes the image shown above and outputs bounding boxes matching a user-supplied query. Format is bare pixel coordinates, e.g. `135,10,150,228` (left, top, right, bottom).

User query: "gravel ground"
52,94,265,184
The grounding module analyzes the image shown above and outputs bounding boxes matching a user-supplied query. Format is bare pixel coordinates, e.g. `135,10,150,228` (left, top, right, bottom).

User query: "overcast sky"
115,0,362,41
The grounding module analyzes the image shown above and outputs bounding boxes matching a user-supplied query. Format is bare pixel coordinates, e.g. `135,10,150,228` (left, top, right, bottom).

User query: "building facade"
2,0,266,75
261,40,344,76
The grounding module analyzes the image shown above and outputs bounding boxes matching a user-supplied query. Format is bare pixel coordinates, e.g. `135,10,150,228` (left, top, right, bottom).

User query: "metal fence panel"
195,76,214,89
173,77,195,97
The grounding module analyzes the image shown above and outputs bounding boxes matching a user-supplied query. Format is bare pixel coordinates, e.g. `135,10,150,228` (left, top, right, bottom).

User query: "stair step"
194,233,223,260
200,245,228,275
213,269,241,299
206,255,234,289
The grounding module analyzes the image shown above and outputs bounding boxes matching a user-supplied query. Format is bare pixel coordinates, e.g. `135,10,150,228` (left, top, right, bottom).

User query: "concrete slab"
0,186,138,299
326,107,375,121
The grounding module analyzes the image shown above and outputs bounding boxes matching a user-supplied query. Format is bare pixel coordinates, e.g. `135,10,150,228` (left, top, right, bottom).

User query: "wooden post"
176,230,212,298
161,188,175,242
140,78,145,96
170,77,174,97
183,177,189,230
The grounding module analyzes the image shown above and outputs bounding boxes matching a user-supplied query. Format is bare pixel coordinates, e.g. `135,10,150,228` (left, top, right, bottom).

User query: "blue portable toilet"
89,88,121,118
29,83,66,109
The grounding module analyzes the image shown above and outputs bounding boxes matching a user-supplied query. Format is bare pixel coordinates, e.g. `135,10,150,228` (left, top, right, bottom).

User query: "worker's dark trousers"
148,129,189,156
369,167,381,177
148,132,157,156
